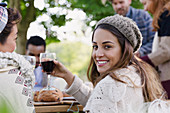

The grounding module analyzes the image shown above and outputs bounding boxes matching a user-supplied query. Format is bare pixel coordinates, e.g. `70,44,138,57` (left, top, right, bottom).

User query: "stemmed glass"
23,55,36,70
23,55,36,98
40,53,56,90
23,55,37,101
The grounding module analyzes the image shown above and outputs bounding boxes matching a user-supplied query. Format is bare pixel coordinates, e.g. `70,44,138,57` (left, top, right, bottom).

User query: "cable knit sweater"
65,65,170,113
0,52,35,113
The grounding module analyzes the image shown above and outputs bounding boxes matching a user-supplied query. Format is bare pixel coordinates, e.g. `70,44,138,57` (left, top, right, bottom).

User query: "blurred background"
0,0,143,80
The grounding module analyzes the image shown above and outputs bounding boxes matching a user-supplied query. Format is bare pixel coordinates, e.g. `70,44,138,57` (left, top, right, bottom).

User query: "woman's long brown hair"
87,24,165,102
151,0,170,31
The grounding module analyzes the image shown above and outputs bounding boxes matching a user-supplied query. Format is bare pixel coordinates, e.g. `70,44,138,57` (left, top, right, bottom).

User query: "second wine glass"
23,55,36,88
40,53,56,90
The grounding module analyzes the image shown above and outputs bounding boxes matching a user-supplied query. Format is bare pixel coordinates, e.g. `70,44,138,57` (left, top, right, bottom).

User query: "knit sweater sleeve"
65,75,93,106
148,36,170,66
148,11,170,66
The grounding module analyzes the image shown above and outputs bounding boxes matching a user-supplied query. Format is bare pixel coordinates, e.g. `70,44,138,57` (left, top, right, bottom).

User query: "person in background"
140,0,170,99
43,15,170,112
109,0,155,57
0,3,35,113
26,36,47,91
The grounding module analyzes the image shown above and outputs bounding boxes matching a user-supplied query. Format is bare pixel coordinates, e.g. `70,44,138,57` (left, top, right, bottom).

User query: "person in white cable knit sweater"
0,3,35,113
44,14,170,113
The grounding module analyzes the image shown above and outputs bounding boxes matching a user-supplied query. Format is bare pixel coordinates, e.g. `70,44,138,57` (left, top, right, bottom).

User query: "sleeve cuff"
65,75,83,96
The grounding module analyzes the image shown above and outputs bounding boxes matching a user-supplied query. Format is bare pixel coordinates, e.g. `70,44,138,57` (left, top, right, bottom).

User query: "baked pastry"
37,87,63,102
33,91,39,102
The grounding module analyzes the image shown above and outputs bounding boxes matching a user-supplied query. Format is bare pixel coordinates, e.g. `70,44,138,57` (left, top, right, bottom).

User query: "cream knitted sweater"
65,66,170,113
0,52,35,113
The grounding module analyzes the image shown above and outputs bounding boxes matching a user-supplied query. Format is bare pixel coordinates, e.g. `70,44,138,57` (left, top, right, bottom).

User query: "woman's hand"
51,60,75,87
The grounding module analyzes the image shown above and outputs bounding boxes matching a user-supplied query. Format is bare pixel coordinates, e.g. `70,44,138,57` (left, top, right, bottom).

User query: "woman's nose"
95,48,104,57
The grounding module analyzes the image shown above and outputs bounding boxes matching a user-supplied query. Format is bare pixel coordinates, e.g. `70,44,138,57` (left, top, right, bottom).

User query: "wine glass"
23,55,36,87
40,53,56,90
23,55,36,70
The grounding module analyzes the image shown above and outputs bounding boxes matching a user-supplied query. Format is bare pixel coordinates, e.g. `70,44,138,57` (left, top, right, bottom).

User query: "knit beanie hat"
0,6,8,34
95,14,143,52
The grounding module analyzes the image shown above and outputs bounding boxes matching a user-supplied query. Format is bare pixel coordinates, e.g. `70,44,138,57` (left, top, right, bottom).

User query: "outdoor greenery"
47,41,91,80
0,99,10,113
2,0,143,54
1,0,144,78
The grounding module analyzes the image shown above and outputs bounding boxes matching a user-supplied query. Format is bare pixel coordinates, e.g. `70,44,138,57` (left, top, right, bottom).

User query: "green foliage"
1,0,145,54
0,100,10,113
47,41,91,79
63,0,114,26
45,36,60,45
51,14,66,26
59,0,144,28
131,0,143,9
45,0,57,7
20,0,29,19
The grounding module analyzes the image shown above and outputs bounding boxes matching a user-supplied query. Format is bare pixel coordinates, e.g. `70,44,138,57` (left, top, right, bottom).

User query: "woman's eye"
104,45,112,49
92,45,98,50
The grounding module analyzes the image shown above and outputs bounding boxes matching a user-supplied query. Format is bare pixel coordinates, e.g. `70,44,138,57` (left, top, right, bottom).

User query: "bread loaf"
34,87,63,102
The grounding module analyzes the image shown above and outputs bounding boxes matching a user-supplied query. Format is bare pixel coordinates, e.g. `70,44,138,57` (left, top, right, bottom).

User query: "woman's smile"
97,60,109,67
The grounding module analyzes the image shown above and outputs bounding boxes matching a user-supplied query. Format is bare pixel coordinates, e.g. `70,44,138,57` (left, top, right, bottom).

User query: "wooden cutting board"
34,99,79,106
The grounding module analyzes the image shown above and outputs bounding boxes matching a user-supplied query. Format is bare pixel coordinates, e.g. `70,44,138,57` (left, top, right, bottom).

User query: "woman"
140,0,170,99
45,15,170,112
0,5,35,113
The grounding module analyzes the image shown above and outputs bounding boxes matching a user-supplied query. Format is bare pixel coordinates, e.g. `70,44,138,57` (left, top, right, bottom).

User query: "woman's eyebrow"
102,41,114,44
92,41,97,44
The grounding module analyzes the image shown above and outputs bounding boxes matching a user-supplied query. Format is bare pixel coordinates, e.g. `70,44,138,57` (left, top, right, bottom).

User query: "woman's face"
140,0,155,14
0,24,18,52
92,28,122,74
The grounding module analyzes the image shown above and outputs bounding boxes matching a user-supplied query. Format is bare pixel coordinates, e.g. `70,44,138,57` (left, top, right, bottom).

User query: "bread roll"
37,87,63,102
33,91,39,102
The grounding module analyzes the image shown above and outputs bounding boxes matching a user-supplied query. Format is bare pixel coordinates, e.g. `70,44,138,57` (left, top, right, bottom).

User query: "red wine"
41,61,55,74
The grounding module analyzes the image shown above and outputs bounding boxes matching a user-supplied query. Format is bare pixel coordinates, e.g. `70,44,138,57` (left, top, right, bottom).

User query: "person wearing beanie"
140,0,170,99
44,14,170,112
0,4,35,113
109,0,155,57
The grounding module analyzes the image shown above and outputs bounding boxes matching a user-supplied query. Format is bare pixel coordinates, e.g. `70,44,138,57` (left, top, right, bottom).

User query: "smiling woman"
92,28,122,74
43,14,170,112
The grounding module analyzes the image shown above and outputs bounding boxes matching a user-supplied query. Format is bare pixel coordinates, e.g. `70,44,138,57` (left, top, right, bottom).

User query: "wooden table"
34,100,84,113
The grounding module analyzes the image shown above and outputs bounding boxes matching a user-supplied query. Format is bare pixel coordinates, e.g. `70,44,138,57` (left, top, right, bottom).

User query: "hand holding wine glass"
40,53,56,90
50,60,75,87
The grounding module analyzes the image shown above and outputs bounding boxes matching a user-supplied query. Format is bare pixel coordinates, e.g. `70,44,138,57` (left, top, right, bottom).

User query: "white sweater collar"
0,52,33,78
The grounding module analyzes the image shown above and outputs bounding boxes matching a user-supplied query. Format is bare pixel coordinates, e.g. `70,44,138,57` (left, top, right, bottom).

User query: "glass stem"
47,74,51,90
